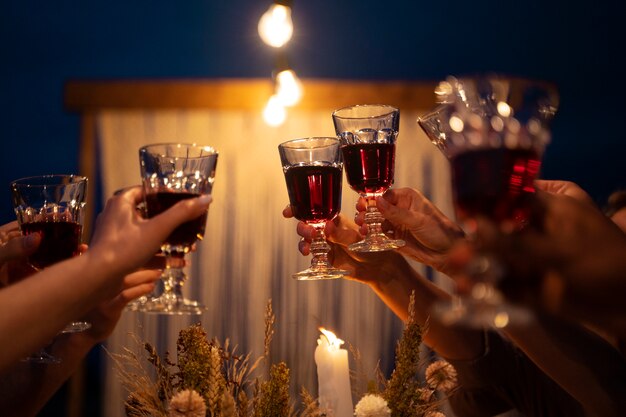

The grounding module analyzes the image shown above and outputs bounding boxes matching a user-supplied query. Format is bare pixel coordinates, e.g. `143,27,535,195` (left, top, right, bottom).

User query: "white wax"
314,334,353,417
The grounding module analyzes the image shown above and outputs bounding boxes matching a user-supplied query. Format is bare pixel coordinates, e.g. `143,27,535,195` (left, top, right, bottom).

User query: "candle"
314,328,353,417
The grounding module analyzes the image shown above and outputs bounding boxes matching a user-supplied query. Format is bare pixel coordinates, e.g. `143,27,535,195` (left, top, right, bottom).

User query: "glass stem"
364,196,385,237
309,224,331,269
163,253,186,305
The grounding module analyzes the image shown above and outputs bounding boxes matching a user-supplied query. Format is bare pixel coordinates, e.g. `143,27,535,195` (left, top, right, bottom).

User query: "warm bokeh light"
258,4,293,48
275,69,303,106
263,94,287,126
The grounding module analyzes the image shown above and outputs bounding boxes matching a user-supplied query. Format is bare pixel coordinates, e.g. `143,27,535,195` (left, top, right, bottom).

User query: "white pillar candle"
314,328,353,417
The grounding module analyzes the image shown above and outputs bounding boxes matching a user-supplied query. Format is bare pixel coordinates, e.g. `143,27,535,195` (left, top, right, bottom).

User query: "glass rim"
331,104,399,120
278,137,340,150
139,142,219,156
10,174,88,187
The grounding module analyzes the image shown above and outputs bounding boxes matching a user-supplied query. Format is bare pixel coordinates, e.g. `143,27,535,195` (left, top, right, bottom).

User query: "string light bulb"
263,95,287,127
275,69,303,107
258,2,293,48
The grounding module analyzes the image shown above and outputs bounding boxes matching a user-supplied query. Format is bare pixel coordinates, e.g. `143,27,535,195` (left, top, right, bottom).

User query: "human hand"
354,188,465,275
85,186,211,281
282,207,405,285
0,221,40,286
458,183,626,324
77,268,160,344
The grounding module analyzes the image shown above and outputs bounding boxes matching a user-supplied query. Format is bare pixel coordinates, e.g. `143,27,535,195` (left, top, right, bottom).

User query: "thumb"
376,195,413,227
149,194,212,241
0,233,41,264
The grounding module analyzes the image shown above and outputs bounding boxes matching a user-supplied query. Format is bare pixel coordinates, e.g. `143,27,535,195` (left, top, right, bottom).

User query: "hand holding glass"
279,137,348,280
332,104,405,252
418,75,559,328
10,174,89,362
139,143,218,315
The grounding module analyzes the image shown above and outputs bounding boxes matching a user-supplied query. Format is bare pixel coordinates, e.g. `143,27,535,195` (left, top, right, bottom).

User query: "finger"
282,205,294,218
108,282,157,311
149,195,212,242
298,238,311,256
0,221,19,235
296,221,316,240
327,215,363,246
0,233,41,264
355,197,367,212
123,269,161,289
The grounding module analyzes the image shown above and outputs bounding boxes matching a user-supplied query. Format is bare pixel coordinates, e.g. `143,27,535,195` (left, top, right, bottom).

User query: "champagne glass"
139,143,218,315
10,174,89,363
332,104,405,252
279,137,348,280
418,75,559,328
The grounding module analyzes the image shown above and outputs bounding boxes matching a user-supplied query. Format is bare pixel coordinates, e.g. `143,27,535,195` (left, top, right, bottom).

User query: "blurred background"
2,0,625,415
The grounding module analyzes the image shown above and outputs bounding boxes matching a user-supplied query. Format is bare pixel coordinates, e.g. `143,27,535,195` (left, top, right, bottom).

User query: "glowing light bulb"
263,95,287,126
275,69,303,106
258,4,293,48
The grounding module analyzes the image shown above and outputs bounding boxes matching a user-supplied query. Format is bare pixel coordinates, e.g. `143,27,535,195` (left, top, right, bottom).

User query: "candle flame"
318,327,344,350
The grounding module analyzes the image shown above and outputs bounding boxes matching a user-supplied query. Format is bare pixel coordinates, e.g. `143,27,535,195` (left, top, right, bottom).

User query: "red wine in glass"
451,147,541,227
144,191,207,248
284,164,342,223
21,221,82,270
341,143,396,195
278,137,348,280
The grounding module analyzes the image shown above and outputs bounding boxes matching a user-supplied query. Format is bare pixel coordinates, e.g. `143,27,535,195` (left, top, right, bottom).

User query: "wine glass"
417,75,559,328
10,174,90,363
332,104,405,252
138,143,218,315
278,137,349,280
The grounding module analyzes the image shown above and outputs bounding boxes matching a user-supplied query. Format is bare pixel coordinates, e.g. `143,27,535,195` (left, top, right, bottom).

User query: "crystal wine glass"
332,104,406,252
138,143,218,315
418,75,559,328
10,174,90,363
279,137,349,280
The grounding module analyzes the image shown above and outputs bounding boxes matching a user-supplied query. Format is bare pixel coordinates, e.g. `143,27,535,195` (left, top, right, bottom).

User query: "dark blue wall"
2,0,625,223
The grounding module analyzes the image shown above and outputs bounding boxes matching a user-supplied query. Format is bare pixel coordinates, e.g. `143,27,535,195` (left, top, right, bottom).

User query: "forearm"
365,254,485,360
0,333,96,417
504,314,626,417
0,253,121,371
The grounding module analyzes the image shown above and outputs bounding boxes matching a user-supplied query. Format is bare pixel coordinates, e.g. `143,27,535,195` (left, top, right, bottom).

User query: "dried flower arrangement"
111,293,456,417
351,291,457,417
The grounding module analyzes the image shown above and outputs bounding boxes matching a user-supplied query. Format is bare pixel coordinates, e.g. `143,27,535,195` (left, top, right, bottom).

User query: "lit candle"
314,328,353,417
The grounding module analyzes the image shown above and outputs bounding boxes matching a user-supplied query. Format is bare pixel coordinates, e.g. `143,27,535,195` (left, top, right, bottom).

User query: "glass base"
348,237,405,253
124,295,148,312
139,296,206,315
292,267,348,281
61,321,92,334
430,296,532,329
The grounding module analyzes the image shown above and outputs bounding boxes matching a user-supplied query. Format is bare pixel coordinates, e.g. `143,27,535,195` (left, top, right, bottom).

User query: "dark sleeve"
445,331,586,417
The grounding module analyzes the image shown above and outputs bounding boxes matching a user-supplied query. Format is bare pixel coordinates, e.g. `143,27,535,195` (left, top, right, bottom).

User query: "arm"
288,208,484,361
0,269,159,416
503,314,626,417
0,187,211,371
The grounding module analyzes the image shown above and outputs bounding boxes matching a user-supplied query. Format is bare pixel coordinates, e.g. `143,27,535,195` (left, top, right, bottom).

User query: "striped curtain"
95,107,454,417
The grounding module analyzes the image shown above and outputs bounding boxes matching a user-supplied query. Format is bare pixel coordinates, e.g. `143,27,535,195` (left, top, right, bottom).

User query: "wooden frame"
64,78,438,233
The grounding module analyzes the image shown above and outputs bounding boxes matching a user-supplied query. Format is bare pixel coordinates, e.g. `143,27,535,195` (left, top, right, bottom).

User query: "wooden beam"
64,78,439,112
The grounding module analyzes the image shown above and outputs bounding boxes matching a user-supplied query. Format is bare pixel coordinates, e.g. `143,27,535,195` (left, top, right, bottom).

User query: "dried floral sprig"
383,291,425,417
253,362,291,417
425,360,458,393
263,299,275,362
298,387,322,417
169,389,207,417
